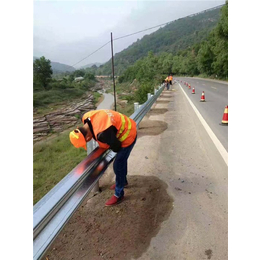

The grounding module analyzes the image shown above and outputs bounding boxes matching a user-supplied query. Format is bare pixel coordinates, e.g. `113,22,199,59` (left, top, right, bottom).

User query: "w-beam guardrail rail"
33,84,164,260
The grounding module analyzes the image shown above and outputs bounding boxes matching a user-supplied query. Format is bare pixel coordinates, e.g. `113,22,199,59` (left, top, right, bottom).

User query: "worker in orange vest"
168,74,173,85
69,109,137,206
165,76,170,90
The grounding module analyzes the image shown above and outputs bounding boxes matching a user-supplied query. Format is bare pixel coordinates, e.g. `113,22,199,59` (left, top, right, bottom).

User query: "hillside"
33,56,76,74
97,5,222,75
50,61,76,74
79,62,103,69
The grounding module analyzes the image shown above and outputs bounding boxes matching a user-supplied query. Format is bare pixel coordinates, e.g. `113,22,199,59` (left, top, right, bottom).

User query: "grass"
112,81,137,116
116,100,135,117
92,92,102,104
33,129,87,204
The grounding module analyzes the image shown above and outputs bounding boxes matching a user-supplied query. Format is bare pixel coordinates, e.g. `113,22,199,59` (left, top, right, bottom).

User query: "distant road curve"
96,92,114,110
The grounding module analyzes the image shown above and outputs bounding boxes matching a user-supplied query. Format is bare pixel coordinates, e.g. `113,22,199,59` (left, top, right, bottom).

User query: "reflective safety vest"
82,109,137,149
168,75,173,81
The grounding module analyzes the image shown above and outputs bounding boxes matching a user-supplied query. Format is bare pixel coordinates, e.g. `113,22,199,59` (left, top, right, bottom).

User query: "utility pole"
110,32,117,111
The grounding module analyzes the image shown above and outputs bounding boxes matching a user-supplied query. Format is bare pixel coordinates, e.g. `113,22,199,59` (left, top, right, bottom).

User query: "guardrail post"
147,93,151,100
134,102,140,129
134,102,139,112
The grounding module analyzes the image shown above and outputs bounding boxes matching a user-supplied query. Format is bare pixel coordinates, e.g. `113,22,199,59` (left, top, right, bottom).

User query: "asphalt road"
175,77,228,151
96,92,114,110
128,86,228,259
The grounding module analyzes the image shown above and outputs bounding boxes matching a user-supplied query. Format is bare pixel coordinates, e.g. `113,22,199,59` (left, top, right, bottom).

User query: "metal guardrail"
33,84,164,260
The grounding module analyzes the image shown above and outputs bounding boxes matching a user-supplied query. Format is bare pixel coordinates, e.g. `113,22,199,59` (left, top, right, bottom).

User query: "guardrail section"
33,84,164,260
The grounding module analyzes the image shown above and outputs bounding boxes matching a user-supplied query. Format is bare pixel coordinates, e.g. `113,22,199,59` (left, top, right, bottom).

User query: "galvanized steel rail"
33,84,164,260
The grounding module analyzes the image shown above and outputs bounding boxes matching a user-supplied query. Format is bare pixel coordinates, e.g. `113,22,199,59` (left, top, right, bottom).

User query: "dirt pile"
44,175,173,260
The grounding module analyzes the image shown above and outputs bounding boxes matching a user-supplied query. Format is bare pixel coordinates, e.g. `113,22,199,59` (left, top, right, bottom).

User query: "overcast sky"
33,0,225,68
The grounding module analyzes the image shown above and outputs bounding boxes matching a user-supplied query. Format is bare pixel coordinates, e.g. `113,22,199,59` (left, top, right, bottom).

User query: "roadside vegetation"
34,58,97,115
33,58,102,203
118,3,228,88
93,2,227,81
106,81,137,116
33,129,87,204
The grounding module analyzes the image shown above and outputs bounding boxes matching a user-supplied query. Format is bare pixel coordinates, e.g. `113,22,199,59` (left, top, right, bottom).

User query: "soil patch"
137,119,168,138
155,100,171,104
160,94,174,97
146,108,168,116
44,175,173,260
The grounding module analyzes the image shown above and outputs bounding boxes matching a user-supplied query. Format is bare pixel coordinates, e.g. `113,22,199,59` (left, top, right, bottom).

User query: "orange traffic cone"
192,87,195,94
200,91,205,101
189,85,191,89
221,106,228,125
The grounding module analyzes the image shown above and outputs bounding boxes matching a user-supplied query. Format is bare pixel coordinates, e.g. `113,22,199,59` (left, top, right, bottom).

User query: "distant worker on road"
168,74,173,85
165,76,170,90
69,109,137,206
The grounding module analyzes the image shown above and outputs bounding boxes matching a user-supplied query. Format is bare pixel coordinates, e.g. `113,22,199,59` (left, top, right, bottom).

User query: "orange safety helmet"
69,129,87,150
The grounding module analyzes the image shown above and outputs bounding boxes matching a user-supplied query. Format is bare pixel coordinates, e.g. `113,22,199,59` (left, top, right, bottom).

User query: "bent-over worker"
69,109,137,206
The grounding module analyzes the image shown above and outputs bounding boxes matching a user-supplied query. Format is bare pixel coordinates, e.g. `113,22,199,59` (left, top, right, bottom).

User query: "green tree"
33,56,53,90
74,69,85,77
211,1,228,78
68,74,75,82
84,72,95,80
215,1,228,40
134,81,154,103
171,56,182,75
162,53,173,74
197,42,214,75
179,56,189,75
185,50,199,76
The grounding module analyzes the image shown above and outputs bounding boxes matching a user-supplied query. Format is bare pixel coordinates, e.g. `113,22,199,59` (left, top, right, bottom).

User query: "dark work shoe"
110,183,128,190
105,195,124,206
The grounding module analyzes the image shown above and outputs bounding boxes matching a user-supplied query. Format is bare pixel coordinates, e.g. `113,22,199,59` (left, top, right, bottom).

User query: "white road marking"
211,86,217,90
178,83,228,166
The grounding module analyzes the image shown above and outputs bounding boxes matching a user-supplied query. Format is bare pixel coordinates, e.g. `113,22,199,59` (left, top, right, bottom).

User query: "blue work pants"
113,137,137,198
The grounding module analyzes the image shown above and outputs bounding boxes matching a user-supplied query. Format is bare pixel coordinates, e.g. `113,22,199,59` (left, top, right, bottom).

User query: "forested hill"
97,5,222,75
